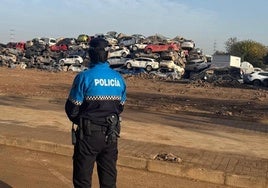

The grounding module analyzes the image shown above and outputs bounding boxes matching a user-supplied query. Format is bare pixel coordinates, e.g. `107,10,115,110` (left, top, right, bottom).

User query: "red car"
144,42,180,53
6,42,25,51
50,44,68,52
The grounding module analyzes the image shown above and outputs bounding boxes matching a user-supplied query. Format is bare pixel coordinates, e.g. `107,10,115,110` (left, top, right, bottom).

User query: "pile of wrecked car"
0,32,267,87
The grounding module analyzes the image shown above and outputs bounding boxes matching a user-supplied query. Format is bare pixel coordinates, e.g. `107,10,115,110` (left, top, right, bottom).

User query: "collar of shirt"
88,62,109,68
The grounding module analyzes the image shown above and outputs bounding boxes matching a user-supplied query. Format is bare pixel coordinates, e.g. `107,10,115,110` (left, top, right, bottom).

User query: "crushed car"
149,68,181,80
108,46,130,58
116,67,148,77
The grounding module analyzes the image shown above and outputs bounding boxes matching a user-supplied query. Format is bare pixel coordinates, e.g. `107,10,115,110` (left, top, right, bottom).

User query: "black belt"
82,119,107,134
79,114,119,136
87,122,107,131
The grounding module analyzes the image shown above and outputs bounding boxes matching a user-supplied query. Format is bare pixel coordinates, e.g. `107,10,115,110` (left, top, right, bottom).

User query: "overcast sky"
0,0,267,55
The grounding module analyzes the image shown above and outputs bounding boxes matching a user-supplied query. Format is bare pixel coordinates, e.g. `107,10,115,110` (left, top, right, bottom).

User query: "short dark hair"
88,38,109,63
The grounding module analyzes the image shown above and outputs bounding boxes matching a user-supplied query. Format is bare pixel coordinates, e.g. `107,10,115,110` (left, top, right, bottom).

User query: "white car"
125,57,159,72
159,60,185,76
107,56,129,67
40,37,57,46
181,40,195,50
108,47,130,58
105,35,118,45
59,55,83,65
68,64,88,72
160,59,178,69
243,71,268,86
129,43,147,51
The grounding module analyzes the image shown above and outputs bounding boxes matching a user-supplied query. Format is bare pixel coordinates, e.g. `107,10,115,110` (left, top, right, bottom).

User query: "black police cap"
89,38,109,50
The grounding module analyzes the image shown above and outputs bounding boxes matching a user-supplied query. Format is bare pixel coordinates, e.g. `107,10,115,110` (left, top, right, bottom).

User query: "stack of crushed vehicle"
0,32,267,87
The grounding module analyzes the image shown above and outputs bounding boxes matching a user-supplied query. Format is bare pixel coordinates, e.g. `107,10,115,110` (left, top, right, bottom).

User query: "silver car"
243,71,268,86
107,56,129,67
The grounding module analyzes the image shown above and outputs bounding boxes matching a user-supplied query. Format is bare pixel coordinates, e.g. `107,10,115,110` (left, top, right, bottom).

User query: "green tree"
229,40,267,68
225,37,238,53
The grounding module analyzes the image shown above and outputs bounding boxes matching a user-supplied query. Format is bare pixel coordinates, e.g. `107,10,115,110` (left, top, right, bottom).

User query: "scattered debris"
153,153,182,163
215,110,233,116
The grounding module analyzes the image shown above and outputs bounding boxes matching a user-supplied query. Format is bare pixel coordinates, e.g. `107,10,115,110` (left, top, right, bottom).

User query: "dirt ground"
0,145,232,188
0,66,267,123
1,66,268,187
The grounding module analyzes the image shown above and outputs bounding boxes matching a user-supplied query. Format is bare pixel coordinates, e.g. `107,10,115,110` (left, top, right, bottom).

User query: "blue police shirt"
65,62,126,124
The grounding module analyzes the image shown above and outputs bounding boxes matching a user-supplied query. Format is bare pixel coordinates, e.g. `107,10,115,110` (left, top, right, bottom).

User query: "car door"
140,58,147,68
108,57,116,65
158,43,166,51
63,56,70,64
68,56,75,64
151,44,159,52
143,58,150,67
110,50,118,57
130,58,138,67
260,72,268,80
133,58,141,68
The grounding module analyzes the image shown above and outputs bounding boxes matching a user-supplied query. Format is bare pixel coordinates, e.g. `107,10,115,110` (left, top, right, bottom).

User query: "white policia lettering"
94,78,121,87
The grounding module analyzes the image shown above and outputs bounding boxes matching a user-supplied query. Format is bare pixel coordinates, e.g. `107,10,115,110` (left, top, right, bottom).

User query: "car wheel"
37,59,41,64
121,52,127,57
59,60,65,65
75,60,80,64
253,79,261,86
167,75,174,80
263,79,268,87
132,46,138,51
126,62,132,69
149,73,156,79
146,65,153,72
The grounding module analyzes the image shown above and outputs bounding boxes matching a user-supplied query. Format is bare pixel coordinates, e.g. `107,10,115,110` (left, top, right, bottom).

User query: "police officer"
65,37,127,188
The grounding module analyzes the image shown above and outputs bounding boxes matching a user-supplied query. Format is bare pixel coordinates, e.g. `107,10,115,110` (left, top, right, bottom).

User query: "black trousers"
73,131,118,188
